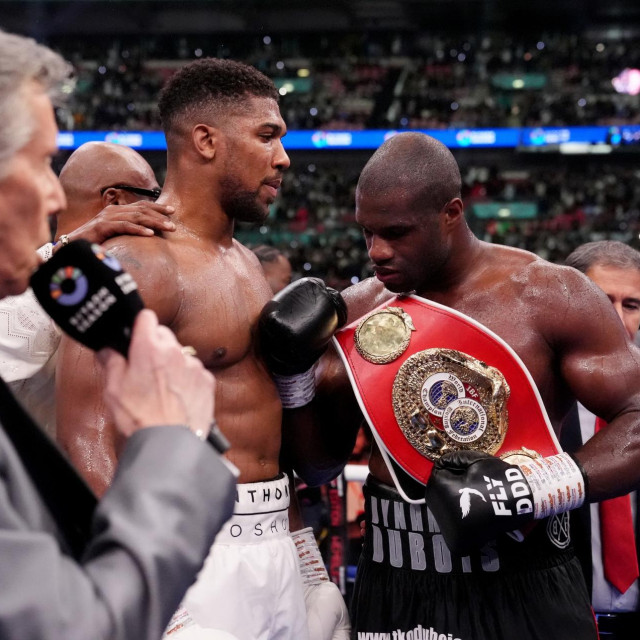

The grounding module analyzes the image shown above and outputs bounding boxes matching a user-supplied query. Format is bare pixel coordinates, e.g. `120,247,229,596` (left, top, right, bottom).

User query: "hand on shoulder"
65,201,176,247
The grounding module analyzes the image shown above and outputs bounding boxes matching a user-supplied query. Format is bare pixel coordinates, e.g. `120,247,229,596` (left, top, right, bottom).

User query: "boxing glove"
292,527,351,640
163,607,240,640
425,450,587,555
259,278,347,408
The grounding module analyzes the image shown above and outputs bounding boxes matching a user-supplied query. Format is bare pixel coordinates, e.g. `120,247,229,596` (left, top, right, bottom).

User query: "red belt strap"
334,294,561,503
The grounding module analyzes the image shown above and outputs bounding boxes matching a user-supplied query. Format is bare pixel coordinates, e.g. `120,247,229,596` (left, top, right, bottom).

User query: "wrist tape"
292,526,329,587
273,364,317,409
519,452,586,520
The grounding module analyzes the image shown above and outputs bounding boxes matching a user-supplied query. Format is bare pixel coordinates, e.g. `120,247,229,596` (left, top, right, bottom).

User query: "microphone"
31,239,143,357
30,239,230,454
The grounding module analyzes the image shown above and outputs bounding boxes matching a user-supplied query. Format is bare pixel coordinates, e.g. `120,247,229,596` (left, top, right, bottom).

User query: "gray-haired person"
0,30,235,640
563,240,640,639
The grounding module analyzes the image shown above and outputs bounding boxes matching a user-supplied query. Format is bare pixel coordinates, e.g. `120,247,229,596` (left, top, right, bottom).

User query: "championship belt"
333,294,561,503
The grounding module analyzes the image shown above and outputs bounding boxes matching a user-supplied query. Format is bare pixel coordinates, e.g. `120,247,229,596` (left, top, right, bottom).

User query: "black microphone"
30,239,230,453
30,239,142,357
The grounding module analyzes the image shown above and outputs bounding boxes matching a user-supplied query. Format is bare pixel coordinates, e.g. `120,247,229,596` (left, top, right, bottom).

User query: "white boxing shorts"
165,473,309,640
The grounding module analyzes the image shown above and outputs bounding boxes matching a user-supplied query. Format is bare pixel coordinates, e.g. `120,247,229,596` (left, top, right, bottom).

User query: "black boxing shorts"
350,475,597,640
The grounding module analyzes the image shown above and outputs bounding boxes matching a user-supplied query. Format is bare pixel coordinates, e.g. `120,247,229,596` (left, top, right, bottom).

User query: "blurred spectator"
251,244,293,294
50,31,640,132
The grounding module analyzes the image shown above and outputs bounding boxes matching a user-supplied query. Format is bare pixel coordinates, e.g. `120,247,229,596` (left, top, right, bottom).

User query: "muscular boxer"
260,133,640,639
0,141,174,437
56,59,348,640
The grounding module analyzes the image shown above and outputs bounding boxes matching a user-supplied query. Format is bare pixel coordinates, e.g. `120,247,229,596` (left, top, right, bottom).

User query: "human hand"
62,201,176,247
97,309,214,439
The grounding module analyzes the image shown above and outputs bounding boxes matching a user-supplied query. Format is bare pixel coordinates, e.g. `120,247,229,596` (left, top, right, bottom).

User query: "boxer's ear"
192,124,217,160
442,197,464,229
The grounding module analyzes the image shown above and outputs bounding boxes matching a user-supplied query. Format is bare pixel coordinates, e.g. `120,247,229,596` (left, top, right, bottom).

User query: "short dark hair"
252,244,284,265
565,241,640,274
158,58,279,134
357,132,462,216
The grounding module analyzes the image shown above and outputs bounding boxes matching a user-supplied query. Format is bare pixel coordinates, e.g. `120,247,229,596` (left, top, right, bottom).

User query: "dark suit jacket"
0,421,236,640
560,403,640,607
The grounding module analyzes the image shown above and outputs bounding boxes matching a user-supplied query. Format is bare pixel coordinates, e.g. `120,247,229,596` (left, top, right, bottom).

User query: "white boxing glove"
292,527,351,640
163,607,239,640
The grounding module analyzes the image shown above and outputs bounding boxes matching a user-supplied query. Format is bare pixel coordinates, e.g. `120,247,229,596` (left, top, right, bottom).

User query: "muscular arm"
282,278,392,486
281,347,363,486
56,237,180,496
56,339,117,496
549,266,640,499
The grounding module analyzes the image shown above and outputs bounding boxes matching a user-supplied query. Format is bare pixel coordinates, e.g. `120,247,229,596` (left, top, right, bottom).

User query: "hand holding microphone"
30,240,230,453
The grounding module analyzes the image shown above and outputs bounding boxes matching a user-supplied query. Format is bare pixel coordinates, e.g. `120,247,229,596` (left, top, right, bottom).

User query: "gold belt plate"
392,348,510,462
355,306,416,364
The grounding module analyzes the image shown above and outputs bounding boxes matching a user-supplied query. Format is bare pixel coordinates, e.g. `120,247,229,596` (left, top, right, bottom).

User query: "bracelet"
55,234,70,247
36,242,54,262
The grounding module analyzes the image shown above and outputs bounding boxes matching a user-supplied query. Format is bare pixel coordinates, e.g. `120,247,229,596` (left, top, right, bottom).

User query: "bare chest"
168,259,272,371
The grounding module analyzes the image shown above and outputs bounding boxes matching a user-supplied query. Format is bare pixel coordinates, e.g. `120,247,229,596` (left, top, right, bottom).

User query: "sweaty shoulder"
476,243,572,299
234,240,266,273
102,235,181,324
526,258,620,338
342,277,395,323
502,247,590,304
486,244,618,345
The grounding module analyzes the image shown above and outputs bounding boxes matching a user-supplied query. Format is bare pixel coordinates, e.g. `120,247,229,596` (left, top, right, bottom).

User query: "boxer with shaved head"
260,132,640,639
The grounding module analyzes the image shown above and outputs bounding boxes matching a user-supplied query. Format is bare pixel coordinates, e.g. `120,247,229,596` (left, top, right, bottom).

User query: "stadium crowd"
234,159,640,290
42,29,640,291
49,31,640,132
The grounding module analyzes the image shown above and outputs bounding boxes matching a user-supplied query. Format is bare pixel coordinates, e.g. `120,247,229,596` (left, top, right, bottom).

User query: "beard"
219,174,268,224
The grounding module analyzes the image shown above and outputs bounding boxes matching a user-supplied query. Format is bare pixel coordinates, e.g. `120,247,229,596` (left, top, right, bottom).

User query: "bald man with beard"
0,141,175,437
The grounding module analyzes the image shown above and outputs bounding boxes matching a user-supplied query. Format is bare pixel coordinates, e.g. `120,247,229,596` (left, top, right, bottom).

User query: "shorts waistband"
362,474,574,574
215,473,291,544
234,472,290,514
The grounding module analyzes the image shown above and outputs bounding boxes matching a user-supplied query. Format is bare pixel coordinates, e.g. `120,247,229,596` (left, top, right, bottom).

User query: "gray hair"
0,31,73,178
565,240,640,274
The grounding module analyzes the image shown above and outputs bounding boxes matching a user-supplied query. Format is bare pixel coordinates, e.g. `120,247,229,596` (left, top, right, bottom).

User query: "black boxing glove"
259,277,347,408
425,449,586,555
